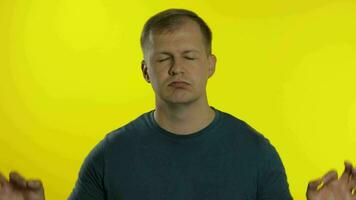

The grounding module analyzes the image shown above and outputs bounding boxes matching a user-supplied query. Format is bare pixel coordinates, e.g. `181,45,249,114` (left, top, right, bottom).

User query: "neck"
153,96,215,135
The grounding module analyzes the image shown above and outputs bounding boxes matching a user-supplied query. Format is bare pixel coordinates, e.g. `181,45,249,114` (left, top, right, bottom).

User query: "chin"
157,89,201,105
163,95,200,105
166,99,194,105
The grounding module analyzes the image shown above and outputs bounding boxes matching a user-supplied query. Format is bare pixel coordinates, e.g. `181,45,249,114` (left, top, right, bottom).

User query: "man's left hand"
307,161,356,200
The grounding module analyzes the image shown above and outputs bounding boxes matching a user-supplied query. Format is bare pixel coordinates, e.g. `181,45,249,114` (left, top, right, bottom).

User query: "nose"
168,57,184,76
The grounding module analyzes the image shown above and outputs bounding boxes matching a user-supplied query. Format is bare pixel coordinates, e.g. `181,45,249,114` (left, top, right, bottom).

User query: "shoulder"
218,110,285,171
107,111,149,139
100,111,152,153
218,110,270,149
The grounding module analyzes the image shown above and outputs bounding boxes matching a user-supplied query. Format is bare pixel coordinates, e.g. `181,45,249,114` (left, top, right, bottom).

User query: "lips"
168,80,190,87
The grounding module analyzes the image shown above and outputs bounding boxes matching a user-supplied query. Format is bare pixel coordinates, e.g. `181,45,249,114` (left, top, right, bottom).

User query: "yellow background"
1,0,355,199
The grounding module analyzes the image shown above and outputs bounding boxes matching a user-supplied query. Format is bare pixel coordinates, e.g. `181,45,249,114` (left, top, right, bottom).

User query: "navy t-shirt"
69,107,292,200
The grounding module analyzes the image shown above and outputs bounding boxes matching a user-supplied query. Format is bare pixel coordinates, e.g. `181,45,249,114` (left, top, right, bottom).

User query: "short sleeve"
68,138,106,200
257,138,293,200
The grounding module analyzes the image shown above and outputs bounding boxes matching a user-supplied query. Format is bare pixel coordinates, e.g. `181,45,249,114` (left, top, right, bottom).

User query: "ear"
207,54,217,78
141,60,150,83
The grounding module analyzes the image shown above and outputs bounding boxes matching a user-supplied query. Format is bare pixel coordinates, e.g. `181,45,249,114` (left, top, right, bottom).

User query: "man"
1,8,356,200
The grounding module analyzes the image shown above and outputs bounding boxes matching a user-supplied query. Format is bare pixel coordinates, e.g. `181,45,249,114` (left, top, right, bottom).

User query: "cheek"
148,68,167,86
194,66,209,80
147,67,159,80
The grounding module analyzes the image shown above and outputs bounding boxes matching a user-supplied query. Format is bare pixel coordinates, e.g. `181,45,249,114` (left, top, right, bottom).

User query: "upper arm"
257,138,293,200
68,138,106,200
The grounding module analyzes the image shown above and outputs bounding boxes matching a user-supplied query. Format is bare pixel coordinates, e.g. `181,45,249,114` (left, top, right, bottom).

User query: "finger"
321,170,338,186
340,161,353,182
0,171,10,192
349,167,356,191
9,171,27,189
308,178,322,191
352,188,356,200
352,167,356,180
350,179,356,191
0,171,7,185
27,179,44,190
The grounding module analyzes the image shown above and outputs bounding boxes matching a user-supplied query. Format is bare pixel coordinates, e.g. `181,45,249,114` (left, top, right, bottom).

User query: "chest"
106,140,258,200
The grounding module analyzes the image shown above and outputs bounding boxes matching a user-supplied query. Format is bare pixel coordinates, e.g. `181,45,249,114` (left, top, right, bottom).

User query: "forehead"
146,20,206,54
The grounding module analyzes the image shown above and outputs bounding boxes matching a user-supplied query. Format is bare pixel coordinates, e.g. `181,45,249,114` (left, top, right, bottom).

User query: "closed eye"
184,57,196,60
158,57,171,62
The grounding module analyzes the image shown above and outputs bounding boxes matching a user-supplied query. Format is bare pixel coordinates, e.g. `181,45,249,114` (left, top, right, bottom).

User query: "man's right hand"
0,171,45,200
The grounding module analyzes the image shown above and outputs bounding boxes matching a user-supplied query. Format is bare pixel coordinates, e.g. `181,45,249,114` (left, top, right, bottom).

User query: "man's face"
141,19,216,105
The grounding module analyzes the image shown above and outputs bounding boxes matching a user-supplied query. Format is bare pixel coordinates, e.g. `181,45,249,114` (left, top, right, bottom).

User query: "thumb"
308,178,322,191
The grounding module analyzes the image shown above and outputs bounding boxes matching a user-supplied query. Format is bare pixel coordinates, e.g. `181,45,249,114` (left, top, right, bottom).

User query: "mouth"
168,81,190,88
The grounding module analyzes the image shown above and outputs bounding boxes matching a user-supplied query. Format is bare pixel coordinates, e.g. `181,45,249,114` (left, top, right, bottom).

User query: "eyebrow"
182,50,200,54
156,50,200,55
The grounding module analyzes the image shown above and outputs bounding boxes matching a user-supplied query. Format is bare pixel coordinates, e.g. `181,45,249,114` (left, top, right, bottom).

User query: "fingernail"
28,181,40,188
